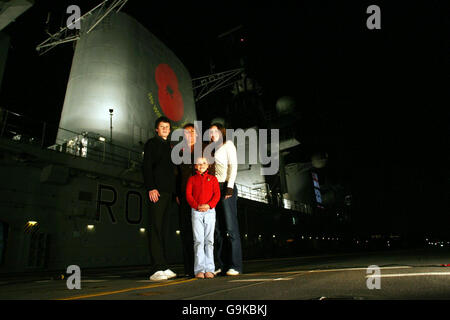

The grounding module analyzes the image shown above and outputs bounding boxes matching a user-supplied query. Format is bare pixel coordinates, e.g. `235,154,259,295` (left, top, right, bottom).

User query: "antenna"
217,25,243,39
36,0,128,55
192,68,245,102
44,12,50,35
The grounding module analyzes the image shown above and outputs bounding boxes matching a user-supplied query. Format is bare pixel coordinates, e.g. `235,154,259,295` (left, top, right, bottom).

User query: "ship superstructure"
0,2,346,275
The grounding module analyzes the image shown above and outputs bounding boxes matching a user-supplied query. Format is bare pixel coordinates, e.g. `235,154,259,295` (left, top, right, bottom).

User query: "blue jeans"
192,208,216,274
214,185,243,273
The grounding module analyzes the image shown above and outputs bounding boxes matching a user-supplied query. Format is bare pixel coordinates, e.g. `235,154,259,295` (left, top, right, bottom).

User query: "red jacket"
186,171,221,210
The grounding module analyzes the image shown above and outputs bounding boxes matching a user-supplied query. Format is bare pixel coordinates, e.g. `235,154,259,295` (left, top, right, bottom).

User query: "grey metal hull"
0,137,182,273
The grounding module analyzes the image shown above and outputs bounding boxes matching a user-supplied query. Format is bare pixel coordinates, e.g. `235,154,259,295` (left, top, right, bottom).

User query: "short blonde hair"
195,156,209,165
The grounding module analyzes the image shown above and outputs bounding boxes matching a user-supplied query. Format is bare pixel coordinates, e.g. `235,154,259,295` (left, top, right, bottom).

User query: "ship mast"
35,0,128,55
192,68,245,102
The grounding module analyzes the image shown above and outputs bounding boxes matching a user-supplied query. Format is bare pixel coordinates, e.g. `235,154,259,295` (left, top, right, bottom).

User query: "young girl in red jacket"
186,156,221,279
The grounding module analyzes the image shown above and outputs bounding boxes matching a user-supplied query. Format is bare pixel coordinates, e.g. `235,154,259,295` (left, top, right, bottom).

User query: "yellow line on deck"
57,278,197,300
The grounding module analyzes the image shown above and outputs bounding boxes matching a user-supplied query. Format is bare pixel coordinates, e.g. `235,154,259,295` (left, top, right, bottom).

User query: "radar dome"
311,152,328,168
276,96,296,115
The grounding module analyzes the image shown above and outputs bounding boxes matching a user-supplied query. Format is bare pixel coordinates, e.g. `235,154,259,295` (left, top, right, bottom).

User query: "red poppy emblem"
155,63,184,121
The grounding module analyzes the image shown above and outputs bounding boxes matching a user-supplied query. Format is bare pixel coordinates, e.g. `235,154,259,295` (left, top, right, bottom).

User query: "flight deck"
1,249,449,301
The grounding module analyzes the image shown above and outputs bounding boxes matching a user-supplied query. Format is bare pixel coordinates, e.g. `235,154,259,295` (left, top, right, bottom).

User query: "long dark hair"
208,122,227,158
209,122,227,143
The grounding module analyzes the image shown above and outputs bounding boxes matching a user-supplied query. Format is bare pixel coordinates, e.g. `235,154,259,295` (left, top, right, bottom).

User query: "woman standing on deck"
208,123,242,276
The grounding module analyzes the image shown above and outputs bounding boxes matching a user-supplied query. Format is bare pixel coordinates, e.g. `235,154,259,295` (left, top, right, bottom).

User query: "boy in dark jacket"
186,156,220,279
143,116,177,281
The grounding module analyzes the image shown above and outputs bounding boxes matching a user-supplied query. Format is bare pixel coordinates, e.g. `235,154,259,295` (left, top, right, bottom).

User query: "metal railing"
235,183,313,214
1,108,314,213
236,183,269,203
0,108,143,169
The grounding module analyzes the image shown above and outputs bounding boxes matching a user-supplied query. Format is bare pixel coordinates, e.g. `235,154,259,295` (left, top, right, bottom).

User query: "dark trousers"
179,197,195,276
148,192,173,273
214,184,243,273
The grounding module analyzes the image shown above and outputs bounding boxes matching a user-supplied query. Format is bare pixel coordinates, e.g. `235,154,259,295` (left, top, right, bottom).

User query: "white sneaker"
214,268,222,276
150,270,168,281
163,269,177,279
226,269,240,276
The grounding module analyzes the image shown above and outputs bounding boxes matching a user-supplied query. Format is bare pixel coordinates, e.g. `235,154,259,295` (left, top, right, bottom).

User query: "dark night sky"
0,0,448,236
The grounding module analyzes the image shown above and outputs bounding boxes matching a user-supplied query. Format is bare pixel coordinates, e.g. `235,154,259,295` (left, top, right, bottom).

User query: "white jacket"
214,140,238,189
